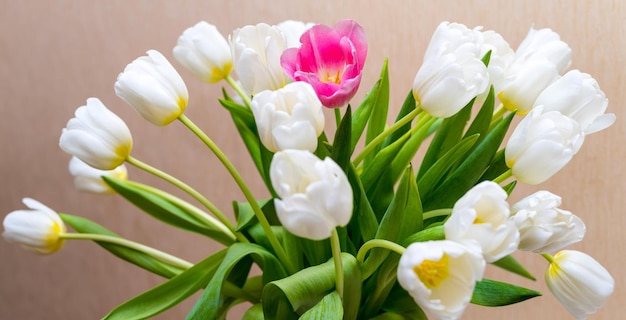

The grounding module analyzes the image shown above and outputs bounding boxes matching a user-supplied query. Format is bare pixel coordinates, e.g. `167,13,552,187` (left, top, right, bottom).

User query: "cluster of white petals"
2,198,66,254
68,156,128,194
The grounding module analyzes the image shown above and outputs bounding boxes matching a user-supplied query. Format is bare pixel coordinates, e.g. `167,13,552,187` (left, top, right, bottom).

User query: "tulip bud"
115,50,189,126
444,181,519,262
535,70,615,135
505,106,584,185
3,198,66,254
397,240,485,320
275,20,314,48
545,250,614,319
412,22,489,118
511,191,585,253
59,98,133,170
173,21,232,83
68,156,128,194
251,82,325,152
270,149,352,240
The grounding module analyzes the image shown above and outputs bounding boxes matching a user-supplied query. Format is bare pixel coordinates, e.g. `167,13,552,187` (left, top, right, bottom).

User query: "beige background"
0,1,623,319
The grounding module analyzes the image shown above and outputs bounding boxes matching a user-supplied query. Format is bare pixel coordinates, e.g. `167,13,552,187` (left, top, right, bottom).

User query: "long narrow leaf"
300,291,343,320
364,60,390,165
352,59,389,151
471,279,541,306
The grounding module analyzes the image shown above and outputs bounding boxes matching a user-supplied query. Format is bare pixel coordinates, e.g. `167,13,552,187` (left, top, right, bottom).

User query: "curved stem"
225,75,251,108
493,168,513,185
330,229,344,299
422,208,452,220
60,232,192,270
177,114,296,275
356,239,406,265
334,107,342,128
542,253,556,264
125,156,247,243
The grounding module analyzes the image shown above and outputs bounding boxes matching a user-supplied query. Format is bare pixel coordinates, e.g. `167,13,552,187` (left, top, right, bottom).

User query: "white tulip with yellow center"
59,97,133,170
545,250,614,319
444,181,519,262
397,240,485,320
173,21,233,83
511,190,585,253
115,50,189,126
270,149,352,240
68,156,128,194
2,198,66,254
251,81,325,152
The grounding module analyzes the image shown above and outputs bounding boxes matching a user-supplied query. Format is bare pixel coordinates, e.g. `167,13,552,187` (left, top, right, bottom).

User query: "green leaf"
364,60,390,165
103,177,235,245
492,255,536,281
242,304,265,320
379,284,428,320
187,243,287,320
471,278,541,306
331,105,353,170
346,165,378,244
262,253,361,320
300,291,343,320
382,90,416,148
352,59,389,152
60,213,183,279
463,86,494,147
402,225,445,245
103,249,227,320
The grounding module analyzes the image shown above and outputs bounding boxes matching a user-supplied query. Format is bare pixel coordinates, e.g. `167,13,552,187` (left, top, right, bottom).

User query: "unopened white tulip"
505,106,584,185
3,198,66,254
535,70,615,135
511,191,585,253
68,156,128,194
115,50,189,126
546,250,614,319
173,21,232,83
444,181,519,262
477,29,515,94
59,98,133,170
515,27,572,74
230,23,290,95
251,82,325,152
413,22,489,118
276,20,314,48
397,240,485,320
270,149,352,240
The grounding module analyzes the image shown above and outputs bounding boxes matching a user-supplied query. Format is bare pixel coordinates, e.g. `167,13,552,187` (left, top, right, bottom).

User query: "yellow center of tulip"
413,254,450,289
321,69,342,84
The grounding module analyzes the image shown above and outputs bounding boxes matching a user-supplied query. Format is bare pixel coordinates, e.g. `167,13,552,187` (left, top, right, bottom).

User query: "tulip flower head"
270,149,352,240
68,156,128,194
230,23,290,95
115,50,189,126
281,19,367,108
511,190,585,253
251,82,325,152
545,250,614,319
444,181,519,262
276,20,315,49
173,21,233,83
397,240,486,320
534,70,615,135
505,106,584,185
59,98,133,170
412,22,489,118
3,198,66,254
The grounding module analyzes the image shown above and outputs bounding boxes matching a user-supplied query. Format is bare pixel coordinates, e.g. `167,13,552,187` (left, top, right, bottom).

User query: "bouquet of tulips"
3,18,616,319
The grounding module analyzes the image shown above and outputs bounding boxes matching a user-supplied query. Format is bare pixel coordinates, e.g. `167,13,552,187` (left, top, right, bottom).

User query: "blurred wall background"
0,1,623,319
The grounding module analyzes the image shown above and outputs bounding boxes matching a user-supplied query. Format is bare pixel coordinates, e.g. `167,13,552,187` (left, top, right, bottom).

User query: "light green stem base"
330,229,344,299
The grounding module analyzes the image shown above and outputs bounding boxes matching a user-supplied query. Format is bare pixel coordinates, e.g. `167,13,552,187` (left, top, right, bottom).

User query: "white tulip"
230,23,290,95
3,198,66,254
477,29,515,94
505,106,584,185
59,98,133,170
511,191,585,253
397,240,485,320
275,20,314,48
270,149,352,240
545,250,614,319
173,21,233,83
444,181,519,262
412,22,489,118
115,50,189,126
515,27,572,74
68,156,128,194
535,70,615,135
251,82,325,152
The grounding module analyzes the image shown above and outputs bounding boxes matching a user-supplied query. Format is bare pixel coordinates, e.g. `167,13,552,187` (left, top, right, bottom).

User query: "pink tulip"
281,19,367,108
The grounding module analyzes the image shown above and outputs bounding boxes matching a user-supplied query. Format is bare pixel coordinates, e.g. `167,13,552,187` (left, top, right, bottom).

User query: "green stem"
493,168,513,185
222,281,260,304
330,229,344,299
60,232,192,270
356,239,406,265
125,156,247,243
352,107,425,167
542,253,556,264
225,75,252,108
334,107,342,128
422,208,452,220
177,114,296,275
